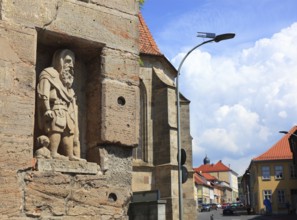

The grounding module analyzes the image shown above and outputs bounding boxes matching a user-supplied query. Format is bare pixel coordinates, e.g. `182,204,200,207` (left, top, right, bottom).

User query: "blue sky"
141,0,297,175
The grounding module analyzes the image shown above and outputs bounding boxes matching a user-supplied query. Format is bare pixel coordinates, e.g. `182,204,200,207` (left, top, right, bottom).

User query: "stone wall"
180,98,197,220
0,0,139,219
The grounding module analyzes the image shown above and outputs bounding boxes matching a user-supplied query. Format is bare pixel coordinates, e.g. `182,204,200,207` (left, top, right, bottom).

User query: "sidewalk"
251,213,297,220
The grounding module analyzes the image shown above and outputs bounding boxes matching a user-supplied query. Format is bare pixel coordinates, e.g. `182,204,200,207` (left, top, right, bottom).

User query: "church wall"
180,99,197,220
133,56,197,220
131,171,154,192
152,72,171,165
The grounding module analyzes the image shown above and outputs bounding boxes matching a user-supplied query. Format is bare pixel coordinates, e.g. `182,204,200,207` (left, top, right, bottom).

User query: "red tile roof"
253,127,295,161
138,13,162,56
194,160,231,173
194,173,205,185
201,172,217,181
194,173,213,188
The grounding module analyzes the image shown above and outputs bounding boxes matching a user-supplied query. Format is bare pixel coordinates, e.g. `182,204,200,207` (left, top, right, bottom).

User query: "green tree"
139,0,145,9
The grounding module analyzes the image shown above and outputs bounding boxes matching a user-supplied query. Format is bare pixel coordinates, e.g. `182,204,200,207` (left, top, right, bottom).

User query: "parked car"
223,205,234,215
231,202,244,208
200,204,211,212
209,203,218,210
216,203,222,208
223,202,245,215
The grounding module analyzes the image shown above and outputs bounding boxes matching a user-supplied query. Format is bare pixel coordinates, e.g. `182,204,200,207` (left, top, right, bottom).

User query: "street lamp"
176,32,235,220
244,170,251,208
279,130,297,138
279,130,297,164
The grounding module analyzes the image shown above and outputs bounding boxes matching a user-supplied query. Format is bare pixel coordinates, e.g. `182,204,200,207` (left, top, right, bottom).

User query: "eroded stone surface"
23,171,130,219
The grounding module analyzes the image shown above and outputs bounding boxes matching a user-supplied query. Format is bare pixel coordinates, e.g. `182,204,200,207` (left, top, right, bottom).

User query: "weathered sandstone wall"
0,0,139,219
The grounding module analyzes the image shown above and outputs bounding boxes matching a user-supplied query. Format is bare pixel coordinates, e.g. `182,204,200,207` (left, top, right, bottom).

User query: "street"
197,209,297,220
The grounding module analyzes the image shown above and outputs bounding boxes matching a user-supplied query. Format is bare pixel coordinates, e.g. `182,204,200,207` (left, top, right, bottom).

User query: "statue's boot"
69,155,86,162
52,153,69,160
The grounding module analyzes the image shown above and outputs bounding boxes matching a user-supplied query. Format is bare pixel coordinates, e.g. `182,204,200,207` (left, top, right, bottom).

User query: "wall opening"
34,29,104,160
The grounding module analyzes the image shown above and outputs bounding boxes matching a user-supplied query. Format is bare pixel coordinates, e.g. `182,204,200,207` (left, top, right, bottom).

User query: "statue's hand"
44,110,54,119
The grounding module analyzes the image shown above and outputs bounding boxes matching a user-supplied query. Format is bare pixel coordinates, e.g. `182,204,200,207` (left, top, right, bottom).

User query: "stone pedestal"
36,159,101,174
22,146,133,219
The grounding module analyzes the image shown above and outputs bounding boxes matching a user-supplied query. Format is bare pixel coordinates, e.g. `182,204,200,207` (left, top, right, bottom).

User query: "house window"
262,166,270,180
277,190,285,204
275,166,283,179
263,190,272,201
290,165,297,178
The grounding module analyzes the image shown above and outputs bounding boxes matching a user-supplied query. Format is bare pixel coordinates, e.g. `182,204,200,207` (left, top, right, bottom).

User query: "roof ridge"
194,160,231,172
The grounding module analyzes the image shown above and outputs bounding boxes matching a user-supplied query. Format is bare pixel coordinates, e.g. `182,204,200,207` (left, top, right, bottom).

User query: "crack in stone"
43,0,63,29
16,168,34,216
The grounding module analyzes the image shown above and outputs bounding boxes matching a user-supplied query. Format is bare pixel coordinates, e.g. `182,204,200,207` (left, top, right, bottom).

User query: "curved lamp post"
176,33,235,220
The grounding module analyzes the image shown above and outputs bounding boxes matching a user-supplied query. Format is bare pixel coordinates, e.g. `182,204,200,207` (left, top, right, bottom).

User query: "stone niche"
34,29,104,161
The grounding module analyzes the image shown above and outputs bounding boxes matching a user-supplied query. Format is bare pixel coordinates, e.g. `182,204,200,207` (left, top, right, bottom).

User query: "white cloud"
176,22,297,172
278,111,287,118
221,156,255,176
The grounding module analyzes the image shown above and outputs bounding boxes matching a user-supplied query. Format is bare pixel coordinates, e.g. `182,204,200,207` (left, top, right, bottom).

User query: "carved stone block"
1,0,139,54
101,79,139,146
36,159,101,174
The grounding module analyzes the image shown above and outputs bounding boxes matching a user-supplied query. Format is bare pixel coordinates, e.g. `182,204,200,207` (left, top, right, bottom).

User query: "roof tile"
194,160,231,173
253,126,295,161
138,13,162,56
201,172,217,181
194,173,213,187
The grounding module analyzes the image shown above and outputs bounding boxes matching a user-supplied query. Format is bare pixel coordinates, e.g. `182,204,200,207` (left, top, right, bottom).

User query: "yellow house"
194,172,213,205
248,126,297,214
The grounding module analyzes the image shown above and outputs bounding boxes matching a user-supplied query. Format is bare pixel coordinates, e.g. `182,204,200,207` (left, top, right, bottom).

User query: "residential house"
194,170,233,208
194,158,239,203
130,13,197,220
219,181,233,204
244,126,297,214
194,172,214,205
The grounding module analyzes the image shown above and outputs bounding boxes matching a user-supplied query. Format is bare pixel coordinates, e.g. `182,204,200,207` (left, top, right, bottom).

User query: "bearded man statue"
37,49,83,161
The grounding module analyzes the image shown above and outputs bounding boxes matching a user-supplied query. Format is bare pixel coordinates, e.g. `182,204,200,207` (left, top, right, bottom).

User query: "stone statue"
34,135,52,159
37,49,83,161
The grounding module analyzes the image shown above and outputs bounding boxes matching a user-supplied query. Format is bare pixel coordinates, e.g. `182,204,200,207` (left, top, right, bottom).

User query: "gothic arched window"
133,80,147,162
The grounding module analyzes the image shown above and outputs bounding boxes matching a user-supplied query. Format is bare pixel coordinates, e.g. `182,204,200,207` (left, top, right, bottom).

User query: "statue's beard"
60,68,74,89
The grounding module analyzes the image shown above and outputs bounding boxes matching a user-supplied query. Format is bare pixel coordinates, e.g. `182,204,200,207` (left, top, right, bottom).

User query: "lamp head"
279,131,289,135
214,33,236,42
